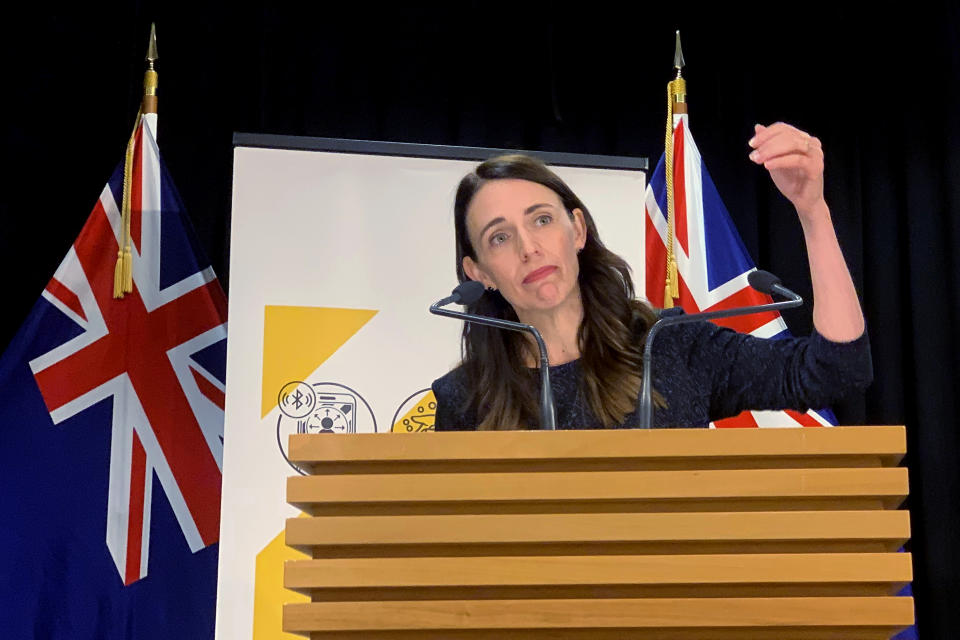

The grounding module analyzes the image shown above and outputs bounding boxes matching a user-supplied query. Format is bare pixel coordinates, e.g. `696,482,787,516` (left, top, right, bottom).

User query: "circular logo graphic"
275,381,377,474
391,388,436,432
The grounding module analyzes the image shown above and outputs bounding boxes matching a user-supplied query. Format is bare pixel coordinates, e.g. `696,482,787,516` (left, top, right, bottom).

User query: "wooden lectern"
283,426,913,639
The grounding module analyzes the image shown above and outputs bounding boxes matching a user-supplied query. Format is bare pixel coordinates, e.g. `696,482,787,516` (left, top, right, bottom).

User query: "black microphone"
746,269,798,301
433,280,486,307
430,282,557,430
637,269,802,429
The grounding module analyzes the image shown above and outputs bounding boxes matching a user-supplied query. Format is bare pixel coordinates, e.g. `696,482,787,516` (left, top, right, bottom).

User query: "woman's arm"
748,123,865,342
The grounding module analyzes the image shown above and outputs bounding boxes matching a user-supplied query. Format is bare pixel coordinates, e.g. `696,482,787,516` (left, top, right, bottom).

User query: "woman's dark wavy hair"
454,154,660,429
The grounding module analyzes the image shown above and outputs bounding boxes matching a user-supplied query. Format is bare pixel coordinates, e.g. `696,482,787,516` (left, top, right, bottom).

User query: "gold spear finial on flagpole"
114,24,158,298
143,23,158,115
662,30,687,308
673,30,685,76
146,23,158,65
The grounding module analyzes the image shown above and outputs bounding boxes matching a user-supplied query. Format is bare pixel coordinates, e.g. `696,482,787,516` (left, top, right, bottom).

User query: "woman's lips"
523,265,558,284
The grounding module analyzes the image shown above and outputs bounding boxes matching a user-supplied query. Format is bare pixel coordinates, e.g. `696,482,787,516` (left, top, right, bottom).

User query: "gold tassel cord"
114,109,142,298
663,77,685,308
114,26,158,299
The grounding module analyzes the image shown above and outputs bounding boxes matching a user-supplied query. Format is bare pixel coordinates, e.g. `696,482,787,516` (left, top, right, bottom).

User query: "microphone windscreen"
747,269,781,295
453,280,486,305
658,306,686,319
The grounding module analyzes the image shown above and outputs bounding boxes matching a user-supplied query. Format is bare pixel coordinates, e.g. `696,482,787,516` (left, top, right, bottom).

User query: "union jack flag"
0,113,225,637
643,111,835,428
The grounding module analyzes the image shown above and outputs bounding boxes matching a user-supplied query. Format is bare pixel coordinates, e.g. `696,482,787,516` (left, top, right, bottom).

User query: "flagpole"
144,23,159,121
662,31,686,308
114,24,158,298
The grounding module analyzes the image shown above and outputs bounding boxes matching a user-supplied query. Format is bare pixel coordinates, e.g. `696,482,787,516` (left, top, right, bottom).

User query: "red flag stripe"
785,409,824,427
714,412,759,428
673,119,689,255
124,431,147,585
191,366,226,410
703,285,781,334
45,277,87,322
130,125,144,253
644,209,667,306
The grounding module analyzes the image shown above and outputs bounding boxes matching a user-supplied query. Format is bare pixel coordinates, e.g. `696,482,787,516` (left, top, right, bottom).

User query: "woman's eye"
535,214,552,226
489,232,508,247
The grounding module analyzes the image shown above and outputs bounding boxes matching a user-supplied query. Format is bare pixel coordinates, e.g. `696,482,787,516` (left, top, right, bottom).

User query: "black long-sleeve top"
431,321,872,430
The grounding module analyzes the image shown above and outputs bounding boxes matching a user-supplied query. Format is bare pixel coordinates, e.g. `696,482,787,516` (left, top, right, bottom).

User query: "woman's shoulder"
431,363,471,402
431,363,480,431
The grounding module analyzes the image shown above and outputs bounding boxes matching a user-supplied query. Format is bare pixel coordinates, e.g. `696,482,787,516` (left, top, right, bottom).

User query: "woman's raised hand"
748,122,826,225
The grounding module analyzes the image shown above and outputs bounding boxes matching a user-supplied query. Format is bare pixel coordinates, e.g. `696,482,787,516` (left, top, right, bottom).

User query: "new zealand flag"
0,114,226,638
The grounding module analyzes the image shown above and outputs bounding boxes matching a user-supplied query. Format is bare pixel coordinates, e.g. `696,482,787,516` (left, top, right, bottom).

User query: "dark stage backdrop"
2,1,957,636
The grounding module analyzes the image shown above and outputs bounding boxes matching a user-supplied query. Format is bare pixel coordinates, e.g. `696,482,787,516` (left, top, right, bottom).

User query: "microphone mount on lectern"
637,270,803,430
429,281,557,430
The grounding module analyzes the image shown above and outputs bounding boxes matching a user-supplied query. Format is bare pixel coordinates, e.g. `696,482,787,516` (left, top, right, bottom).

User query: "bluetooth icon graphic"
291,389,305,410
277,381,316,419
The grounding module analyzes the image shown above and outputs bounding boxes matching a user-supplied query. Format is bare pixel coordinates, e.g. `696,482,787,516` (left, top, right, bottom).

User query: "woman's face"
462,179,587,317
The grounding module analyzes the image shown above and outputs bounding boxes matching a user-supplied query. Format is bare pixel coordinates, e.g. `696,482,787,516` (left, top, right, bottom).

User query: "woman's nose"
516,230,541,261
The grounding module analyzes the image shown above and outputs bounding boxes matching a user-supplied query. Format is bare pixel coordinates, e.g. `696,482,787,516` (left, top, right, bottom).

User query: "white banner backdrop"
216,142,646,639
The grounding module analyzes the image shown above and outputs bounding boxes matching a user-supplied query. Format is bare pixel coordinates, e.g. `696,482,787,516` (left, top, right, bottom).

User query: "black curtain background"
2,1,957,636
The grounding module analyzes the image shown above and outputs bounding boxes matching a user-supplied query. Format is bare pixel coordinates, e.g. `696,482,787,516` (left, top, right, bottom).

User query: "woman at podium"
432,123,871,430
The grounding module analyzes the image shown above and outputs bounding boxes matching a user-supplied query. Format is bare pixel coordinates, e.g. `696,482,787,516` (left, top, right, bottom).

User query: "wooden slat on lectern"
287,426,906,472
285,553,912,590
285,510,909,548
283,596,914,635
288,467,908,513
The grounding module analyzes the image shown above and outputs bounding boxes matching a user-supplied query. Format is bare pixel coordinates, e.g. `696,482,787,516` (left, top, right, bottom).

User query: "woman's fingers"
748,121,809,147
749,125,822,165
761,154,815,172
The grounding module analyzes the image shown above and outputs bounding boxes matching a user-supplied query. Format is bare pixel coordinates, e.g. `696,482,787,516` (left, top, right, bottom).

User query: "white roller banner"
216,143,646,639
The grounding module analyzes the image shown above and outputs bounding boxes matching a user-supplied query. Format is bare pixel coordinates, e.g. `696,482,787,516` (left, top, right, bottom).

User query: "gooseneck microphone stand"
430,281,557,430
638,270,803,429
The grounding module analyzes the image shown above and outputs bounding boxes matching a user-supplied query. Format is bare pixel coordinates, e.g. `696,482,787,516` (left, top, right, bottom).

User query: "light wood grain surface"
283,596,914,631
282,427,913,638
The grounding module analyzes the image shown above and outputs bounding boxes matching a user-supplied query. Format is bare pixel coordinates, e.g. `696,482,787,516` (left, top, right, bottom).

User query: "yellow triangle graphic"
261,306,378,418
252,515,310,640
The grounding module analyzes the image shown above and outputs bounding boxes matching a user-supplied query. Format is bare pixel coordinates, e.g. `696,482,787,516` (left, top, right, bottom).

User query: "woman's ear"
462,256,492,289
571,208,587,251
